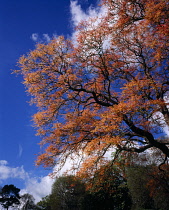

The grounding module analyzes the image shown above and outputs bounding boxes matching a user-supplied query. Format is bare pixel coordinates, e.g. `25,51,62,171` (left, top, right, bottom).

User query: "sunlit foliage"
17,0,169,176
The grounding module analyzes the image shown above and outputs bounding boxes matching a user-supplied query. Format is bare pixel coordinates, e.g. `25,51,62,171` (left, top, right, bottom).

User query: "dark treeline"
0,154,169,209
36,155,169,210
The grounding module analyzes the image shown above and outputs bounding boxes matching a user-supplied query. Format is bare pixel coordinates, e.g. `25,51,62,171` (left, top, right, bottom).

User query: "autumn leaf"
16,0,169,177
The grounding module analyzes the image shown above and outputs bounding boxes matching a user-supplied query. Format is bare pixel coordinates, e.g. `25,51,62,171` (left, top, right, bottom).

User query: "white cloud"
70,1,108,45
43,34,51,42
31,33,55,43
70,1,88,26
163,93,169,136
0,160,28,181
152,111,169,136
31,33,39,41
0,160,8,165
55,153,84,176
163,126,169,136
20,175,54,203
70,1,105,27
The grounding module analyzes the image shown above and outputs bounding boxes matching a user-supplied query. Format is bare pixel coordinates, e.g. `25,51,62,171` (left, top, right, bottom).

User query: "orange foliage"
16,0,169,176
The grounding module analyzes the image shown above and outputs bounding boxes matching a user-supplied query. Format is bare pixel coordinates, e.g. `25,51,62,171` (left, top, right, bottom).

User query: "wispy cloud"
18,144,23,158
43,34,51,42
31,33,56,43
31,33,39,41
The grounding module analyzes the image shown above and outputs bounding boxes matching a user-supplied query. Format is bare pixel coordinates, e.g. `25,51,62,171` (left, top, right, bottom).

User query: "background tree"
19,193,37,210
146,164,169,210
36,195,51,210
17,0,169,177
127,165,155,210
49,175,85,210
0,185,20,210
126,156,169,210
37,169,132,210
82,162,132,210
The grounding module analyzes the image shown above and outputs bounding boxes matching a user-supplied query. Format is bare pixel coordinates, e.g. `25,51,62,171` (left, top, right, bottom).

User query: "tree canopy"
37,172,131,210
0,185,20,210
50,175,85,210
36,195,51,210
17,0,169,176
20,193,37,210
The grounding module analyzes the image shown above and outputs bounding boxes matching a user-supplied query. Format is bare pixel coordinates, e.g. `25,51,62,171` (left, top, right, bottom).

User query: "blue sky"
0,0,102,202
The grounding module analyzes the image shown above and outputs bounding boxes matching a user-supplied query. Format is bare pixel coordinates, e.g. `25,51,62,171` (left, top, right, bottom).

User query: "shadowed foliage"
0,185,20,210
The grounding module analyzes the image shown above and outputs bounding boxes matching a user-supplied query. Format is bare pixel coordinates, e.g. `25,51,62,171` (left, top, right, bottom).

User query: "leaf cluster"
16,0,169,177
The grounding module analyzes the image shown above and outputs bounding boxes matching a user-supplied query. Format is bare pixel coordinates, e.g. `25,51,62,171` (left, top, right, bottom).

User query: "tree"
36,195,51,210
50,175,85,210
17,0,169,176
146,164,169,210
0,185,20,210
127,165,155,209
126,163,169,210
19,193,37,210
82,163,132,210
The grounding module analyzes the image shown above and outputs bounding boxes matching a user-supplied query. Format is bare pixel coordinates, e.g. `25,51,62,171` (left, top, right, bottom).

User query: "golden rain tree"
17,0,169,176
